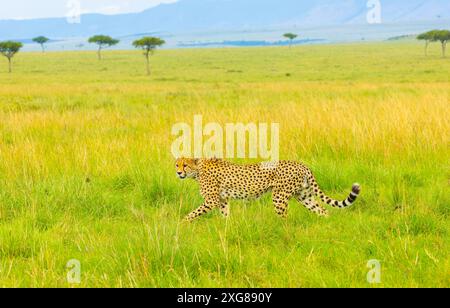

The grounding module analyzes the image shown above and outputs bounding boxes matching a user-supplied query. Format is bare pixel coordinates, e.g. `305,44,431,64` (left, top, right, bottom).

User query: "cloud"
83,5,123,15
80,0,179,15
0,0,179,20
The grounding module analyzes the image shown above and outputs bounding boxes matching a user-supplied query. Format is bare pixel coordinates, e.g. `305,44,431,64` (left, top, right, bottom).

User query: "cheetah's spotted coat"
175,158,361,222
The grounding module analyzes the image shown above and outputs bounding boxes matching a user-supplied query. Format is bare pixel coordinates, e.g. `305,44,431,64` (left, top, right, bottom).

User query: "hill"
0,0,449,41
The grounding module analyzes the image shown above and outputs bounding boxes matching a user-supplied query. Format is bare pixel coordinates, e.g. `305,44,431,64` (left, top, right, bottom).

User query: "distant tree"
0,41,23,73
417,30,442,56
418,30,450,58
433,30,450,58
133,37,165,75
32,36,50,53
283,33,298,48
417,32,432,56
88,35,119,60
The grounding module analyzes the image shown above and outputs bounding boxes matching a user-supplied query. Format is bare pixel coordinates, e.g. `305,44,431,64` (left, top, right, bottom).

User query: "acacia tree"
433,30,450,58
418,30,450,57
133,37,165,75
0,41,23,73
283,33,298,48
417,31,435,56
33,36,50,53
88,35,119,60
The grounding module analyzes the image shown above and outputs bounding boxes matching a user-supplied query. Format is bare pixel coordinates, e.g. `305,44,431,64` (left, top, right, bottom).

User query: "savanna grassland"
0,42,449,287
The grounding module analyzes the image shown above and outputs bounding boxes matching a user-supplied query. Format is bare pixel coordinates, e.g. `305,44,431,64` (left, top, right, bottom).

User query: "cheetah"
175,158,361,222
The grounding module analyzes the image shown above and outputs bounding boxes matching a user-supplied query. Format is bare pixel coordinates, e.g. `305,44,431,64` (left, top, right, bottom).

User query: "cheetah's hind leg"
219,199,230,218
295,195,329,217
272,189,292,218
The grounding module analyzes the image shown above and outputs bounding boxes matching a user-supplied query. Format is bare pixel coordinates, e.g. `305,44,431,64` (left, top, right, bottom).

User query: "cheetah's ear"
192,158,199,165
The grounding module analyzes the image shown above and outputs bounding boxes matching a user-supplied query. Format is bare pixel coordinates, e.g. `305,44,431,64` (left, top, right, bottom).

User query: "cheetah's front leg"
185,194,220,222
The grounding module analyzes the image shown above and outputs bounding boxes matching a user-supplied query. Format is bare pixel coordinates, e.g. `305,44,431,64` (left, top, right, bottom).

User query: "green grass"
0,42,449,287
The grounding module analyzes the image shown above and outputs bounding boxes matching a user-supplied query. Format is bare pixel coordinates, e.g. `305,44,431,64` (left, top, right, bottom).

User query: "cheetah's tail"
317,183,361,208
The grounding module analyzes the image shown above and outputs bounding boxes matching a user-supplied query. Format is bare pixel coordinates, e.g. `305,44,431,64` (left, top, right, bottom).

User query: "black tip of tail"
352,184,361,195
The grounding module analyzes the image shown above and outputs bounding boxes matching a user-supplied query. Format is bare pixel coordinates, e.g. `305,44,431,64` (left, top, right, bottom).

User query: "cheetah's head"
175,158,199,180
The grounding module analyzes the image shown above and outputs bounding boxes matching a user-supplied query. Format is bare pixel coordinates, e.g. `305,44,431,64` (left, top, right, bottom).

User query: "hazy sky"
0,0,178,20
